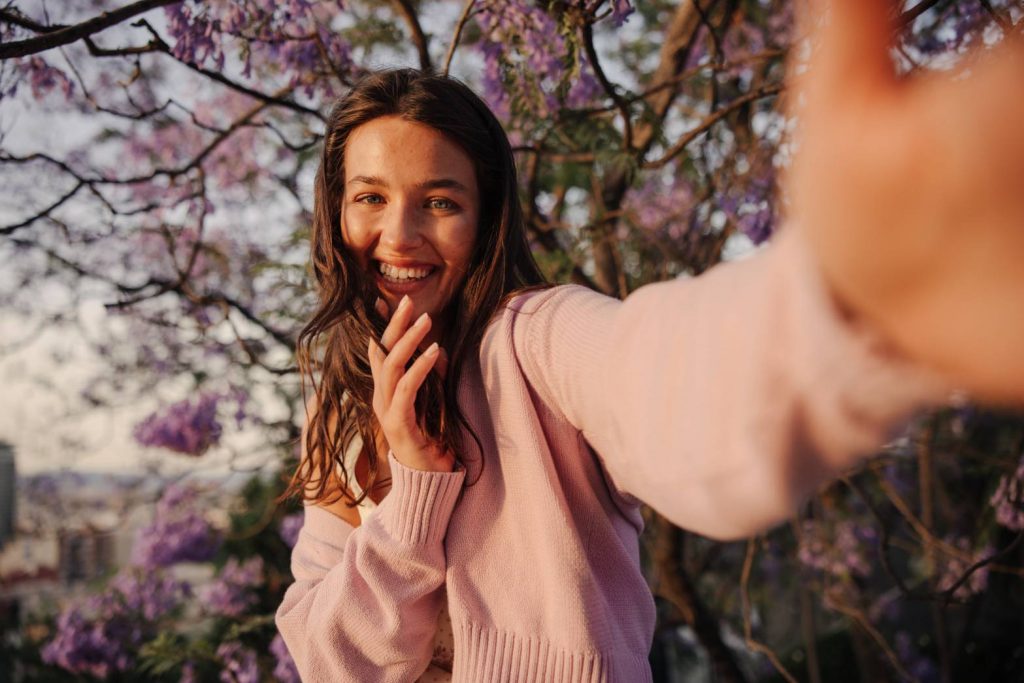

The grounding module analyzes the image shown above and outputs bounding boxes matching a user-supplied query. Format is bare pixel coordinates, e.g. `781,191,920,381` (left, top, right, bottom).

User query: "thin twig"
740,538,799,683
442,0,476,76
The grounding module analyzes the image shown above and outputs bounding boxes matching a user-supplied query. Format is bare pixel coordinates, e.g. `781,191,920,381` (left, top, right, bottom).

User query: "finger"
367,336,388,412
380,312,433,394
374,297,389,319
380,294,416,351
803,0,898,100
392,342,440,415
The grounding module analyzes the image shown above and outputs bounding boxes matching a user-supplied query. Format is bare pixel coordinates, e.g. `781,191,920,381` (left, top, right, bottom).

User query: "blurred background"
1,1,1022,681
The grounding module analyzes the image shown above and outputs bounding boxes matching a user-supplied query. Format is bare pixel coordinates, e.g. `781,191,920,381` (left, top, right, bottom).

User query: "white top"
341,436,455,681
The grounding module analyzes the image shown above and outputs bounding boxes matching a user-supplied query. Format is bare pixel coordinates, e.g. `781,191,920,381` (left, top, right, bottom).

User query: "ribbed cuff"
780,229,955,462
375,451,465,545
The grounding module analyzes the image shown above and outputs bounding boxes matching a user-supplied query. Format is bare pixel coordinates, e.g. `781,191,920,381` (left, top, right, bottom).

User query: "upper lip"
373,257,437,269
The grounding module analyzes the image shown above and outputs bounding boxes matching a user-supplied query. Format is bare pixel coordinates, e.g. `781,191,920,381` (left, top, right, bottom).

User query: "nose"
379,202,424,251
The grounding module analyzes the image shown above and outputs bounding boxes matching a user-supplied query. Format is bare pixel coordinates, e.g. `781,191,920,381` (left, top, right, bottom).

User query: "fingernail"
374,297,387,316
399,295,411,311
415,312,430,327
425,342,439,356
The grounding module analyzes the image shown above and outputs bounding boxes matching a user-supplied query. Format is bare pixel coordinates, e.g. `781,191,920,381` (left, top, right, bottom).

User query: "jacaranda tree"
1,0,1022,680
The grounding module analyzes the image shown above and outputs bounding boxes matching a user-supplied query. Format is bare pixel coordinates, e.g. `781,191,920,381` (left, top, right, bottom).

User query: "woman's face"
341,116,479,339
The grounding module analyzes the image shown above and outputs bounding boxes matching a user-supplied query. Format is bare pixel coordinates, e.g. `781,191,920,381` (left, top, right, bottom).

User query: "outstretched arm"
505,231,951,540
790,0,1024,406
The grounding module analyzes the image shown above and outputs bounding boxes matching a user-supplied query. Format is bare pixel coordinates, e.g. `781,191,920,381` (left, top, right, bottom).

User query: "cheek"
446,221,477,270
339,210,371,263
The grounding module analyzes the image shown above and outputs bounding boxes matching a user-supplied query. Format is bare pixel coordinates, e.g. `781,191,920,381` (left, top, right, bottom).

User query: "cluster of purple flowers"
716,164,778,246
990,454,1024,531
217,641,261,683
895,631,940,683
279,511,304,548
201,556,265,618
270,633,302,683
130,483,222,569
133,392,224,456
621,171,696,240
163,0,352,99
13,56,75,100
475,0,611,120
909,0,993,56
935,536,992,600
41,570,189,678
798,519,876,581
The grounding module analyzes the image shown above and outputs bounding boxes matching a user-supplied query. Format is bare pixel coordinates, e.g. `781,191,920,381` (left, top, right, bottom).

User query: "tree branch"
391,0,432,71
0,180,85,235
0,0,180,60
643,82,783,169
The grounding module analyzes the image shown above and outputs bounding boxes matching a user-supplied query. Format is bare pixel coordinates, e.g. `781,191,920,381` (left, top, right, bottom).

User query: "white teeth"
378,262,433,282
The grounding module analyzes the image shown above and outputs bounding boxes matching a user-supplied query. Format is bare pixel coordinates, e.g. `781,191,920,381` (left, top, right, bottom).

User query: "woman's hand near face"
367,295,456,472
789,0,1024,405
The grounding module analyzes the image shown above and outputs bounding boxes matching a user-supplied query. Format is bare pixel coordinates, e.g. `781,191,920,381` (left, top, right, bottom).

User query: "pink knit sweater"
275,230,950,682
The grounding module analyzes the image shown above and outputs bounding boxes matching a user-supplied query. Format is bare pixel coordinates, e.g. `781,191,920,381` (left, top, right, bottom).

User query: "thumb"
803,0,899,99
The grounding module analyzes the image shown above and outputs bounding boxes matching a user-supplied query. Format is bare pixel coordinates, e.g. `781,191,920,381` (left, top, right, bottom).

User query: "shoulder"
487,284,616,337
502,283,598,315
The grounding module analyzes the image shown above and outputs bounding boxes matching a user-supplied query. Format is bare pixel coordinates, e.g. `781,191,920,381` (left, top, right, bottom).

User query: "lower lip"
374,268,438,295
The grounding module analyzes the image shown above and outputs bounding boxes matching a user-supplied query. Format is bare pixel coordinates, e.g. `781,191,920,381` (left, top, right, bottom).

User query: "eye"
354,193,384,205
426,197,458,211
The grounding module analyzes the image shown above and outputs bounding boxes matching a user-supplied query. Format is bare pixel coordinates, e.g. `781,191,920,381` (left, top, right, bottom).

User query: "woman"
276,3,1024,680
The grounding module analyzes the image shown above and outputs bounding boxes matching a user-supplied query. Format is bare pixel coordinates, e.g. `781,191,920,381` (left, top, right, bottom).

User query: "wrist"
390,440,455,473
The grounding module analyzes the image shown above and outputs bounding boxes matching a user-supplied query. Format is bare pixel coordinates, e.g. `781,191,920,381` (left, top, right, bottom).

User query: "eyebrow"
347,175,472,194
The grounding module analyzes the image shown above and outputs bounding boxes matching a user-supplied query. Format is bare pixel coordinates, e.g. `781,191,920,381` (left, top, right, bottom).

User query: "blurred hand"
367,295,455,472
788,0,1024,404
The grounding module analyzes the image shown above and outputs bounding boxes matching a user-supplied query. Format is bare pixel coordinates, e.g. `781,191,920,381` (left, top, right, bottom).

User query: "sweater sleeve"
275,452,465,682
507,228,953,540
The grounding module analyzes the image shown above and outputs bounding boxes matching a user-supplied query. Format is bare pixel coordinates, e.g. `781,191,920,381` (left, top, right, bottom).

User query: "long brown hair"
282,69,547,507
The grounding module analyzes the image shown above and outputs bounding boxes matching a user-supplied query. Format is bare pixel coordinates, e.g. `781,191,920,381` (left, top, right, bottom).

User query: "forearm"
275,453,464,682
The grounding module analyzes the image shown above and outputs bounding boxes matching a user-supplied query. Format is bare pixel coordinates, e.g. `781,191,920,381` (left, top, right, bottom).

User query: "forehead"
344,116,477,189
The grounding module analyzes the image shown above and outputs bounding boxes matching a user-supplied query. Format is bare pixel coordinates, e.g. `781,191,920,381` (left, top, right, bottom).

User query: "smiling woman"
274,22,1024,677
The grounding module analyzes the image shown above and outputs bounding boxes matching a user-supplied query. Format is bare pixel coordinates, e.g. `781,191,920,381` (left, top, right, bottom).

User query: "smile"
375,261,437,283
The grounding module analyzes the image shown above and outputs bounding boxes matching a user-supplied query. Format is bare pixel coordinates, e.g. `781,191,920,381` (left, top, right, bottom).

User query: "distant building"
0,442,14,549
57,526,116,584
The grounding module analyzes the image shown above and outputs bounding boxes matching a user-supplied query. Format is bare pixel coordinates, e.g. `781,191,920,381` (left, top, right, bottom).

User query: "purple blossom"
270,633,301,683
622,171,696,239
608,0,635,27
476,0,600,118
108,570,192,621
909,0,991,56
717,160,778,245
41,569,189,677
895,632,939,683
936,536,992,600
798,519,876,580
201,556,265,618
164,2,225,70
990,454,1024,531
131,483,222,569
134,393,223,456
480,41,510,121
279,511,304,548
181,660,200,683
41,604,136,678
19,57,75,100
736,205,773,245
217,642,260,683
